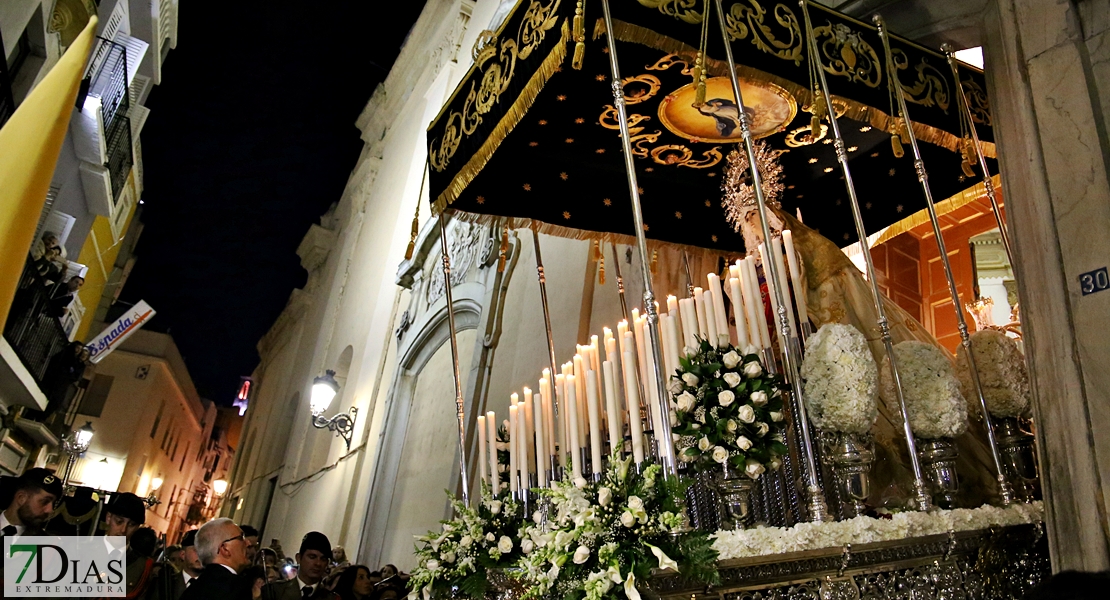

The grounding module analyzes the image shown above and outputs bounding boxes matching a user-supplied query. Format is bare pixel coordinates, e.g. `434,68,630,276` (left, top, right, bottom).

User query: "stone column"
982,0,1110,572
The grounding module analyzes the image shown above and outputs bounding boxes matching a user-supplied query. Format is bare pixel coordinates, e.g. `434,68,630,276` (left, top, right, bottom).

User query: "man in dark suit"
179,518,253,600
262,532,338,600
144,530,203,600
1,468,62,538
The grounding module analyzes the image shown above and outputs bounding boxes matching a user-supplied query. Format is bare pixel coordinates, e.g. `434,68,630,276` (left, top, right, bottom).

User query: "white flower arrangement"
712,501,1043,560
879,341,969,439
800,324,879,434
955,330,1031,419
671,339,788,476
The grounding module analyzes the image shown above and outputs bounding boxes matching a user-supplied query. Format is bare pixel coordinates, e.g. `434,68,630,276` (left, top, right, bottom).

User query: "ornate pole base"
995,417,1039,503
918,438,960,509
823,432,875,519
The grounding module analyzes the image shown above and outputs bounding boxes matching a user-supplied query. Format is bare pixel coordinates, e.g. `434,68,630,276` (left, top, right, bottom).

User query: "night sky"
119,1,427,403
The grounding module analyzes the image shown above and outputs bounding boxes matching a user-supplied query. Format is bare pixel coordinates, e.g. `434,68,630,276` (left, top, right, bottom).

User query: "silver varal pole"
439,211,472,505
715,0,829,521
532,229,562,480
600,0,676,476
942,45,1015,268
876,17,1014,505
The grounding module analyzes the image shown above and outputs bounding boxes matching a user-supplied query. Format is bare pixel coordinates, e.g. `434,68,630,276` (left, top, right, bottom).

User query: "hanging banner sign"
86,300,156,363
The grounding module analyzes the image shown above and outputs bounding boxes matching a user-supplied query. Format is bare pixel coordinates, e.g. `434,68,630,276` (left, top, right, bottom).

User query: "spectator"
126,527,159,599
242,525,260,565
178,518,253,600
1,468,62,537
333,565,373,600
164,545,185,572
261,532,338,600
40,341,88,416
47,275,84,318
104,492,146,541
332,546,350,570
34,245,65,284
31,232,60,261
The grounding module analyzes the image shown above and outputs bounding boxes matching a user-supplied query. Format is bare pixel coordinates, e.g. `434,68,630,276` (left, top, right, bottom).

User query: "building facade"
224,0,1110,572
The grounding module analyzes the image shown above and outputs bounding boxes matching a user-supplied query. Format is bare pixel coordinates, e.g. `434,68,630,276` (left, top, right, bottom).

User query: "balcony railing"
86,38,134,202
106,115,133,201
4,264,75,386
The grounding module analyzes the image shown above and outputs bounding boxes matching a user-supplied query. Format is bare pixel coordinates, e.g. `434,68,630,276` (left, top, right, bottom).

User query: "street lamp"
60,422,95,491
213,479,228,496
144,476,164,508
310,370,357,449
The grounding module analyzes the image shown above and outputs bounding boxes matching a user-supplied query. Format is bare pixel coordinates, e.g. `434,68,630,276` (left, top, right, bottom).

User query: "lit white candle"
738,260,761,350
783,230,810,331
573,355,587,443
772,236,796,338
517,403,528,491
566,375,583,479
586,370,603,474
555,374,567,468
679,298,698,351
533,393,547,486
662,313,681,387
746,256,772,348
623,349,646,464
631,319,650,400
486,411,499,494
640,320,660,433
758,244,787,353
541,371,554,457
602,360,622,457
508,402,518,493
729,276,751,349
704,289,720,347
693,287,709,338
523,386,535,474
667,295,679,316
477,414,487,487
707,273,729,345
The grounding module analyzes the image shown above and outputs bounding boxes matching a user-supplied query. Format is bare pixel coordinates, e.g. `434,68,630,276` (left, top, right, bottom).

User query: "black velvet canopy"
427,0,996,253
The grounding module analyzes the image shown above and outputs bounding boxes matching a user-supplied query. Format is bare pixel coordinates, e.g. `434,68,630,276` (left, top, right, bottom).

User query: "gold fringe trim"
442,208,733,259
872,174,1003,246
599,18,996,158
432,19,572,216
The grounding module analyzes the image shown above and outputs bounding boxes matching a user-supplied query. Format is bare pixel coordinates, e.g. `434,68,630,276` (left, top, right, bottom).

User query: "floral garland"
800,324,879,435
410,489,524,599
515,454,719,600
955,330,1030,419
879,341,968,439
713,501,1043,559
670,340,788,477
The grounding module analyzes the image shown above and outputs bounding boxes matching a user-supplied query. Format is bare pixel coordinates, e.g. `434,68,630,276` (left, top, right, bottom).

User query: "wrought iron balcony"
76,38,135,210
3,264,75,387
87,38,131,140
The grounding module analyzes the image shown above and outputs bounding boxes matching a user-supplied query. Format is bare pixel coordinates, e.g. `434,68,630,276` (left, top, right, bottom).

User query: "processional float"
421,0,1036,545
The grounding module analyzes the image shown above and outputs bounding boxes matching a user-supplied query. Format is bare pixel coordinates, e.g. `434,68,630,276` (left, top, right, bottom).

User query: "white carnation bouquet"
879,341,968,439
800,324,879,434
955,330,1030,418
670,339,788,478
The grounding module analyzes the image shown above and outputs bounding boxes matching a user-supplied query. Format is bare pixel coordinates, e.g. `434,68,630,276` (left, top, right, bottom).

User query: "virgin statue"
722,147,999,510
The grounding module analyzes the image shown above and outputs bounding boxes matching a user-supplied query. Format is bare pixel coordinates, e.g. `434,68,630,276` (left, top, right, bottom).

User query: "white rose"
533,510,543,523
736,436,753,450
743,344,760,356
459,535,472,548
598,487,612,507
487,500,502,514
769,457,783,470
676,392,696,413
627,496,644,511
691,423,700,430
426,559,440,571
723,372,742,388
737,405,756,423
621,511,635,527
726,419,738,433
521,539,534,554
486,532,496,542
547,565,560,580
755,422,770,436
498,536,513,553
769,410,783,422
573,545,590,564
712,446,729,464
681,372,700,387
442,551,455,563
668,377,684,394
698,437,711,451
722,351,741,369
670,411,679,426
744,459,766,480
742,361,763,377
718,390,736,407
750,390,768,406
574,477,588,489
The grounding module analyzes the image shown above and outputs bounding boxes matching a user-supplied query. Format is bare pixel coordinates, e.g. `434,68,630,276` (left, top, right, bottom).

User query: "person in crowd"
47,274,84,318
126,527,160,599
164,545,185,572
34,245,65,284
31,232,60,261
332,565,373,600
261,531,338,600
241,566,268,600
144,531,199,600
1,468,62,537
332,546,350,570
241,525,260,565
105,492,147,541
179,518,253,600
40,340,89,416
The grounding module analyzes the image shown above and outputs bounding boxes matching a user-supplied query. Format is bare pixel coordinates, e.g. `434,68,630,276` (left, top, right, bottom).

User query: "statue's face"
740,206,783,244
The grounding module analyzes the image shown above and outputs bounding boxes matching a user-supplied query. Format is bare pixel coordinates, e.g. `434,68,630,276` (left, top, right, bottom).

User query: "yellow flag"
0,17,97,326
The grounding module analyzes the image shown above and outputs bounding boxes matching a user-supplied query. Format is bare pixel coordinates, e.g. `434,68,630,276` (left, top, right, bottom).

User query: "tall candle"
783,230,810,330
707,273,729,345
658,313,674,380
772,236,796,338
746,257,772,348
586,370,603,474
679,298,698,351
565,375,583,479
540,375,554,458
477,415,487,486
573,355,587,442
729,276,751,349
703,289,720,347
640,320,660,433
517,404,528,491
486,411,499,493
533,393,547,486
523,387,535,473
758,244,787,352
626,330,649,428
663,313,681,384
738,260,762,349
623,349,646,464
667,295,679,316
602,360,622,457
693,287,709,338
555,374,567,468
631,321,650,398
508,403,518,493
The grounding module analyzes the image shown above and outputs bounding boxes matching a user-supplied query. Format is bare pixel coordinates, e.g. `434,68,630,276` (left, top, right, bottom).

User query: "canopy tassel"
406,160,430,260
595,240,606,284
809,87,826,139
497,226,509,273
572,1,586,70
960,136,977,178
890,117,906,158
692,0,711,107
